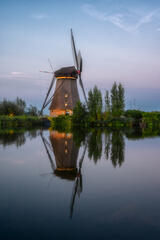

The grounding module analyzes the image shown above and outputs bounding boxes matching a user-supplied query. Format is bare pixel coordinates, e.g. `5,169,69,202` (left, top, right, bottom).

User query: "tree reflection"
110,131,125,167
124,128,160,140
104,130,125,167
104,131,111,160
85,129,125,167
87,129,102,163
0,129,40,148
72,127,88,147
0,132,26,148
27,129,41,140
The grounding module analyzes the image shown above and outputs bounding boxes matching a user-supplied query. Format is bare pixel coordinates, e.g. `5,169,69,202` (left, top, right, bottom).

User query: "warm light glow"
56,168,75,171
65,149,68,154
50,131,72,139
56,77,76,80
50,109,73,117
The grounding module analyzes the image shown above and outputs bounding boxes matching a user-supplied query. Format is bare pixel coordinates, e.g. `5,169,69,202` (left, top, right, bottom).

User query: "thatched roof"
54,66,78,78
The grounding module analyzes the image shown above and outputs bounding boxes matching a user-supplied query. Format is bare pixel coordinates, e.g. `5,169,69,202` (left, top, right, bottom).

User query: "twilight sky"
1,0,160,111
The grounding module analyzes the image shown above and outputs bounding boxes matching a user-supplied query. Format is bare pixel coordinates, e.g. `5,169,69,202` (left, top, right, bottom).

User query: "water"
0,129,160,239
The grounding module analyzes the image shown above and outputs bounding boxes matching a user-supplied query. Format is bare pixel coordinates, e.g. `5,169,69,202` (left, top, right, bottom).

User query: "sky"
1,0,160,112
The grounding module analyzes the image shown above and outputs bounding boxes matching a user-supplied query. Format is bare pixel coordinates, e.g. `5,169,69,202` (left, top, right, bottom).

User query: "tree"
105,90,110,112
16,97,26,111
72,101,88,124
118,83,125,114
15,97,26,115
111,82,125,117
111,82,118,115
0,98,26,115
26,105,40,116
88,86,102,120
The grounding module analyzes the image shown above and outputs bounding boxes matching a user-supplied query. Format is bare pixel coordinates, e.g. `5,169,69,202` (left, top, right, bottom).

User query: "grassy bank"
1,111,160,132
49,111,160,132
0,116,45,129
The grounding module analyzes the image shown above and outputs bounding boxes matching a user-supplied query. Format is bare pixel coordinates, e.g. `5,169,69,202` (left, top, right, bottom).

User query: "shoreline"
0,112,160,131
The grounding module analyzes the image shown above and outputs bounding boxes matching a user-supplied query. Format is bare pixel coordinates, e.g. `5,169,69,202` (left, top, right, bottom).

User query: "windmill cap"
54,66,78,78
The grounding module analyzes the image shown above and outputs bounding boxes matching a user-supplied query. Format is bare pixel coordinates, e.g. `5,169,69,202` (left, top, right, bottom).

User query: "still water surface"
0,129,160,239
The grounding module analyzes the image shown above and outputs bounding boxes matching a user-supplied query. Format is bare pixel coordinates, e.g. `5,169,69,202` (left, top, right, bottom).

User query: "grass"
0,115,44,129
1,111,160,132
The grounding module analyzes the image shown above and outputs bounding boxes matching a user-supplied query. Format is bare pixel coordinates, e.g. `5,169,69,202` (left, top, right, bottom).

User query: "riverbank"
50,111,160,132
0,116,50,129
1,111,160,132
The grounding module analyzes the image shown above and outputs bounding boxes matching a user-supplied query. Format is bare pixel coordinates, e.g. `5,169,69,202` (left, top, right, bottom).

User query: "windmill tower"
40,29,87,116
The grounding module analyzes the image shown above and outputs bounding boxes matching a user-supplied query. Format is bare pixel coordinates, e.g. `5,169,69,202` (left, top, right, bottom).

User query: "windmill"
40,29,87,116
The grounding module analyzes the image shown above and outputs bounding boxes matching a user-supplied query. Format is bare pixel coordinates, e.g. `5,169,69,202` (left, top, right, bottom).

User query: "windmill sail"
71,31,88,104
77,51,82,72
79,76,88,104
48,58,54,72
78,51,88,104
71,29,78,69
43,78,66,109
40,76,55,115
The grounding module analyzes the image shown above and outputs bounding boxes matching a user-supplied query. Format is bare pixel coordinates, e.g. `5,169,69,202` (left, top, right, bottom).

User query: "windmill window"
65,94,68,98
65,149,68,154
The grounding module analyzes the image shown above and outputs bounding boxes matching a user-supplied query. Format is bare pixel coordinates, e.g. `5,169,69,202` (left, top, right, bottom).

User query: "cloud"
31,14,47,20
82,4,158,33
133,10,158,30
157,28,160,31
0,72,51,88
82,4,107,21
11,72,24,75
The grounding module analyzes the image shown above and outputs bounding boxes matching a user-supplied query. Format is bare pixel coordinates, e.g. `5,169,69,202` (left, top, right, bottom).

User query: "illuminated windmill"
40,29,87,116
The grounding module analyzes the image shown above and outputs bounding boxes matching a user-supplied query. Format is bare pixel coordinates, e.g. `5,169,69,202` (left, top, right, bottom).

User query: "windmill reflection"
41,130,87,218
50,131,79,180
70,143,87,218
41,129,125,217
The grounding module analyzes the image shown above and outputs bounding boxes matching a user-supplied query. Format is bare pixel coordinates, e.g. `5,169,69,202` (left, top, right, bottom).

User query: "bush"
0,98,40,117
0,116,43,129
124,110,143,120
0,98,26,115
142,112,160,121
50,115,72,132
72,101,88,124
